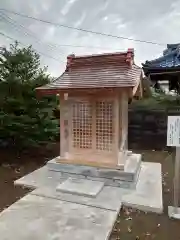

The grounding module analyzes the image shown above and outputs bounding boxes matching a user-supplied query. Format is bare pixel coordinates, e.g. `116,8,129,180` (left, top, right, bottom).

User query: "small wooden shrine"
37,49,142,169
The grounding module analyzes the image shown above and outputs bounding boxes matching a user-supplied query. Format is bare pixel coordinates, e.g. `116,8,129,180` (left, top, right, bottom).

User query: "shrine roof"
37,49,142,94
142,44,180,76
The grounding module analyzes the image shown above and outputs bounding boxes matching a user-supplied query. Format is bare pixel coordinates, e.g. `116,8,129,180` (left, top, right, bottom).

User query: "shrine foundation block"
47,153,141,189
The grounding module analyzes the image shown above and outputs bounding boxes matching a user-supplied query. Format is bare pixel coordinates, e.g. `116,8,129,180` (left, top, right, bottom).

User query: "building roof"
142,43,180,76
37,49,142,94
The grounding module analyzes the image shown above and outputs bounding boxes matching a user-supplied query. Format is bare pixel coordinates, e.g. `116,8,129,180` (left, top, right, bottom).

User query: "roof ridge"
66,49,134,71
67,49,134,59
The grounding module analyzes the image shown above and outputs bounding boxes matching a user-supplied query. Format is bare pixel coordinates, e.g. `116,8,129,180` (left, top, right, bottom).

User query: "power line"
0,8,166,46
0,32,66,64
0,11,127,51
0,14,124,66
41,42,122,50
0,12,65,59
1,12,122,51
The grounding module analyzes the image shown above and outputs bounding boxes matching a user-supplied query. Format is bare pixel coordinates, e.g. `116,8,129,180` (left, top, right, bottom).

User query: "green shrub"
0,42,59,148
131,92,180,109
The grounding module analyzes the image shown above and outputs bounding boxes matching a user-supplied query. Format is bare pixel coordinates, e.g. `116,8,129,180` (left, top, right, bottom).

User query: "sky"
1,0,180,77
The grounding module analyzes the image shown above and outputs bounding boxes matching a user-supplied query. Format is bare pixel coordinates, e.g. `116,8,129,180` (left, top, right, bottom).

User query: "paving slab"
32,185,126,211
15,166,65,189
0,194,118,240
122,162,163,213
56,178,105,197
168,206,180,219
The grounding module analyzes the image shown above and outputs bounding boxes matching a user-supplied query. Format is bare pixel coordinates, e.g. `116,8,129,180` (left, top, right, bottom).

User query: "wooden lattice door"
72,100,93,151
69,98,117,164
95,101,113,152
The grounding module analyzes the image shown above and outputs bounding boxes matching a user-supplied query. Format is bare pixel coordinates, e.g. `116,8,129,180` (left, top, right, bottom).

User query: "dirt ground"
0,143,59,212
110,150,180,240
0,145,180,239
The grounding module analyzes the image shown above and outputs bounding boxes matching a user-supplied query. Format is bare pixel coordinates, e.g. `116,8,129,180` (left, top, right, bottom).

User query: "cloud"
0,0,180,76
61,0,79,16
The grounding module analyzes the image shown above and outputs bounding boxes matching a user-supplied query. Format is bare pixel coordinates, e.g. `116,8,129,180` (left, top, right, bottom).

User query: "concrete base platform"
56,178,104,197
15,162,163,214
168,206,180,219
122,162,163,213
14,166,67,189
0,194,118,240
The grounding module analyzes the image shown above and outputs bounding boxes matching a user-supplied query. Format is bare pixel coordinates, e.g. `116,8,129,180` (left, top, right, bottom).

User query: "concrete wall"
128,108,180,150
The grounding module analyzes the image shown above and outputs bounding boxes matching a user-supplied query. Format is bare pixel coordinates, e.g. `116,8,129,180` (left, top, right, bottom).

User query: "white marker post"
167,116,180,219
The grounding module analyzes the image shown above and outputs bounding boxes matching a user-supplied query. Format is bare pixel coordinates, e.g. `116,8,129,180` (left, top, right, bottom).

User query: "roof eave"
36,86,136,96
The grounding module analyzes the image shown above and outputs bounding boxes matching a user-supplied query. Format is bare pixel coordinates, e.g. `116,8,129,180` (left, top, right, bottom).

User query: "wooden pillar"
60,94,65,158
114,96,120,164
124,92,128,150
118,91,128,167
92,99,96,151
60,93,69,159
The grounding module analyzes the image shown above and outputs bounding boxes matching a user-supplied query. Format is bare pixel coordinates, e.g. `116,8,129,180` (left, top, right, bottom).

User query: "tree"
0,42,59,148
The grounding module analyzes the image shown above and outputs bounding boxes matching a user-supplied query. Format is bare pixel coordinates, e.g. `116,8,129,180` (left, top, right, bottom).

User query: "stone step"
56,178,105,197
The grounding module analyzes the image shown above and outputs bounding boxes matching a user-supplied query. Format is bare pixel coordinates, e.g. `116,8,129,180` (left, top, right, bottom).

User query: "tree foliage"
0,42,59,148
